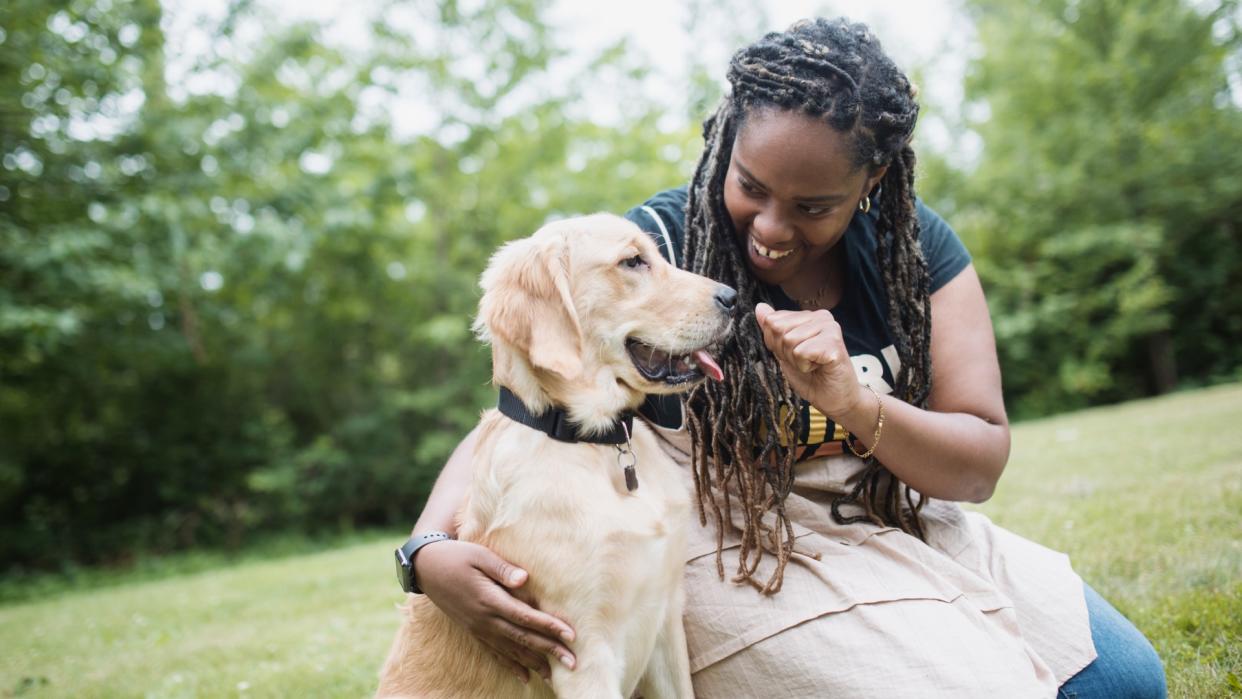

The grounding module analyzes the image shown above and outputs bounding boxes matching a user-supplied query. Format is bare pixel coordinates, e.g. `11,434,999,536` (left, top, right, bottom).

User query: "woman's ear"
865,164,889,197
475,233,584,382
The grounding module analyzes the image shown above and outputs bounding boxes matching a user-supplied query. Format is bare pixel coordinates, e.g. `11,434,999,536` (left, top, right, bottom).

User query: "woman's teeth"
752,238,794,260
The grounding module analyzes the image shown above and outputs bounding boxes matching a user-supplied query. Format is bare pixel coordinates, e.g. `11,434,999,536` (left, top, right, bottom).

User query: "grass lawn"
3,384,1240,698
970,382,1242,698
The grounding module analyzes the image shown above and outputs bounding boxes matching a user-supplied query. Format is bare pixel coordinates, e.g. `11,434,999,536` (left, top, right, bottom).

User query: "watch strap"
395,531,454,594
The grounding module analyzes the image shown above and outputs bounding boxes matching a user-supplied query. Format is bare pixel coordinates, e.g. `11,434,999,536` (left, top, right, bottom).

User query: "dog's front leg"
635,600,694,699
549,642,626,699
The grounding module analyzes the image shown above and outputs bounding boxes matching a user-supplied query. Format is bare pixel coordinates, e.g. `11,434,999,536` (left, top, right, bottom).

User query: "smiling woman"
403,16,1167,698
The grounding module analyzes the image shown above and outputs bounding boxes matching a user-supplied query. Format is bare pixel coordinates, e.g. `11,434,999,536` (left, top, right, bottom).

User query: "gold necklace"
793,283,832,308
788,251,842,309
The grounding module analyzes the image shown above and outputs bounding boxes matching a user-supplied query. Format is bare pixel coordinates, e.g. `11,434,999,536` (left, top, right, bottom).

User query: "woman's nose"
752,205,792,244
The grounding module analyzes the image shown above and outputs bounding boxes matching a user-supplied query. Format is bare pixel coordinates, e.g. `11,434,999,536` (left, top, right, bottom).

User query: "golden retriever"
375,213,735,698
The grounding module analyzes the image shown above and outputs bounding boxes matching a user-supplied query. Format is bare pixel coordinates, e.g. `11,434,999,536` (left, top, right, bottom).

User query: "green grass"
0,530,394,607
3,384,1240,698
970,382,1242,698
1,536,399,698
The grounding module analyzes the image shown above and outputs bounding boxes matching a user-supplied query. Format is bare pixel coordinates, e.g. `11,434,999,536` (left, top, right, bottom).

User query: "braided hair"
683,18,931,594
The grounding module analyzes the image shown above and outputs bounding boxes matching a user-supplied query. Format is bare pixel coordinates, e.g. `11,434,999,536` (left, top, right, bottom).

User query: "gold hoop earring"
859,197,871,214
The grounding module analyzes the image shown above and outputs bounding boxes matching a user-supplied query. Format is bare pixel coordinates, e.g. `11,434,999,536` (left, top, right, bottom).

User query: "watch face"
394,549,410,593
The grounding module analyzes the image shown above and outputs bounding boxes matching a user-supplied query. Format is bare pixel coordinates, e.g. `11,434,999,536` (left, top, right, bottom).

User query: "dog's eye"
620,255,647,270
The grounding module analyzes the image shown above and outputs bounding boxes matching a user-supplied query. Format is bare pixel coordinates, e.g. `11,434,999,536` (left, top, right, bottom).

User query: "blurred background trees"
941,0,1242,416
0,0,694,568
1,0,1238,570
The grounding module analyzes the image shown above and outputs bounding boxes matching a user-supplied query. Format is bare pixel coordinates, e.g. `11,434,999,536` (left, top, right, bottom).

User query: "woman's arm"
410,427,578,682
411,426,479,537
756,263,1010,503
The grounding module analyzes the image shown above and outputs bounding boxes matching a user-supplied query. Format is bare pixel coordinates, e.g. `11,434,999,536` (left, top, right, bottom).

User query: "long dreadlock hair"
682,18,932,594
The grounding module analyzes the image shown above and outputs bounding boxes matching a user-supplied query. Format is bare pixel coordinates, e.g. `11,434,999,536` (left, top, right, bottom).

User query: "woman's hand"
754,302,865,419
415,539,577,683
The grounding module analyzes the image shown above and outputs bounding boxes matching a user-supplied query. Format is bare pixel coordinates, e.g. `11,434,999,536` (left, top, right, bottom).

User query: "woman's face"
724,107,884,287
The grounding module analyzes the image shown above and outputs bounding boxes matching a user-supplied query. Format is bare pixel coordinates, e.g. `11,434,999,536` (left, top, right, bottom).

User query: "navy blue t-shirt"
624,186,971,454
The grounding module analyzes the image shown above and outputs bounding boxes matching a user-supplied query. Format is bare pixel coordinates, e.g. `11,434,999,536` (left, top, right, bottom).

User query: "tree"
0,0,699,569
937,0,1242,416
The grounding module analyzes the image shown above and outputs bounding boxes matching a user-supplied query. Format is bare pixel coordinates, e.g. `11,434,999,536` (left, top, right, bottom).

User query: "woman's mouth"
747,236,797,270
751,238,795,260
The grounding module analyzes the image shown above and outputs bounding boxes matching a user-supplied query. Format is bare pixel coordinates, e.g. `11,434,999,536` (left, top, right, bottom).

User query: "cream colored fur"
375,214,733,699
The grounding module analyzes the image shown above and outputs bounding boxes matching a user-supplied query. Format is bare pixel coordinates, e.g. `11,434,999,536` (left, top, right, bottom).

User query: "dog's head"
475,213,735,435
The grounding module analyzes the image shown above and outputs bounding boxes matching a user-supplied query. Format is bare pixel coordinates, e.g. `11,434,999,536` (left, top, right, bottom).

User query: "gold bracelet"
846,384,885,460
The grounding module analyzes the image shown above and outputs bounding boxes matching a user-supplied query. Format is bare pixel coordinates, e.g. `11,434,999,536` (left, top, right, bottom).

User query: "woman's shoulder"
913,199,972,293
623,186,689,267
850,198,972,294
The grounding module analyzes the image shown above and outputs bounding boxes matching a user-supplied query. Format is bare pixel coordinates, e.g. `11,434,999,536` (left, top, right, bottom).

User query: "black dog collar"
497,386,634,445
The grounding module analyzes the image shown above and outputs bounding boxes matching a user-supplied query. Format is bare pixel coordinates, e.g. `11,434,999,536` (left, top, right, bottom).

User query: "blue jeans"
1058,583,1167,698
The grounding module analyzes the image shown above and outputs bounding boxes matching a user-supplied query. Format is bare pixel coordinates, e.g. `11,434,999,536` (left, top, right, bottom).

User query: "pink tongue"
692,349,724,382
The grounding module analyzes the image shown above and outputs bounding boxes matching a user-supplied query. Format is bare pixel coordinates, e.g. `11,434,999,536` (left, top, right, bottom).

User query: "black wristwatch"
394,531,454,594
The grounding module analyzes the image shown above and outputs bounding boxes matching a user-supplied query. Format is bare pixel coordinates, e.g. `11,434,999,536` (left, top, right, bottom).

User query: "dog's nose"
714,285,738,313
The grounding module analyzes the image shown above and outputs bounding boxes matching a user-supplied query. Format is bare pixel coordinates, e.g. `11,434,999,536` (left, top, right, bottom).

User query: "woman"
404,18,1166,697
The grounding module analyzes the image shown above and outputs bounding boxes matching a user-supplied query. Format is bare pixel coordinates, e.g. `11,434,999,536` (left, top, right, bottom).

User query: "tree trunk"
1146,330,1178,394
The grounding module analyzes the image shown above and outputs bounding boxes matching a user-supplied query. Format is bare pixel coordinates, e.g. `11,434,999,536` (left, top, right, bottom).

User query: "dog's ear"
476,233,584,381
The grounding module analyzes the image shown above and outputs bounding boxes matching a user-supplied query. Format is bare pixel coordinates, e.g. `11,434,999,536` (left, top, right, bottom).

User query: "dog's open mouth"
625,338,725,385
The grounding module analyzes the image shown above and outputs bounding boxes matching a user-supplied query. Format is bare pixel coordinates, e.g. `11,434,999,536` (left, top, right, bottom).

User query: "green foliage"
0,0,696,569
4,0,1241,569
928,0,1242,417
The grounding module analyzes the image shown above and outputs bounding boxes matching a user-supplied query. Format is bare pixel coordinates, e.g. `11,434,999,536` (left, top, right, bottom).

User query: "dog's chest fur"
461,410,690,688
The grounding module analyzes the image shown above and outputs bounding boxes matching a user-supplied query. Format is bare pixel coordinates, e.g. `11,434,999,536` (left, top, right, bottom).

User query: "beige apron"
648,421,1096,699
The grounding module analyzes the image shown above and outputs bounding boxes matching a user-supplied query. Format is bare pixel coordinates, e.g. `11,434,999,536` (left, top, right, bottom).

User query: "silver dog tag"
618,422,638,492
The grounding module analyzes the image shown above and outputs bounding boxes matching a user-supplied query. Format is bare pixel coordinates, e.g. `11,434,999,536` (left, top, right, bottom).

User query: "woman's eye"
801,205,831,217
739,178,762,196
621,255,647,269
